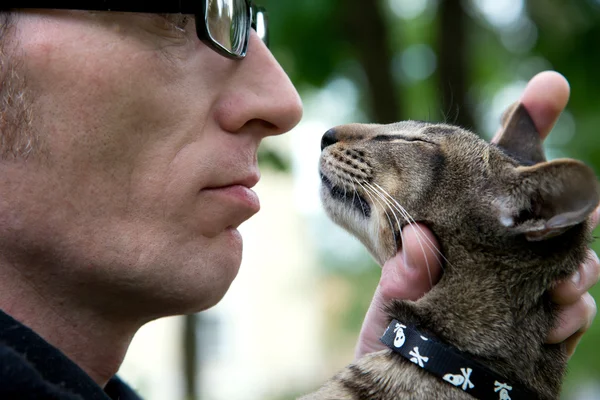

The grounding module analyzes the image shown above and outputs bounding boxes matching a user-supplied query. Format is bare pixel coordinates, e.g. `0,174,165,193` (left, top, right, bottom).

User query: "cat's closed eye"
372,134,434,144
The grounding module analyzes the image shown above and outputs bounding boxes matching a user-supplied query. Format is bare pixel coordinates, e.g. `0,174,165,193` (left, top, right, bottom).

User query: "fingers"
379,224,443,300
547,293,597,358
551,250,600,305
492,71,570,142
547,249,599,358
355,224,442,359
590,205,600,229
506,71,598,358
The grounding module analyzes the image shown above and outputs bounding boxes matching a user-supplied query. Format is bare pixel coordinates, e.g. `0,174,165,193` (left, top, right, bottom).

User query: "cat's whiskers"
367,182,461,285
353,180,369,218
359,181,408,273
364,182,433,287
355,179,400,256
343,180,347,200
369,183,439,259
370,183,454,271
354,179,397,252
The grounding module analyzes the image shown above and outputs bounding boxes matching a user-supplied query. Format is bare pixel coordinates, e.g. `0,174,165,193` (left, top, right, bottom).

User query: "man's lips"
202,184,261,214
207,172,261,191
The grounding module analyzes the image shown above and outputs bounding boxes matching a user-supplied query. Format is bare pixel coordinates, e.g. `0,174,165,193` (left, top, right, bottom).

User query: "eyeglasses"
4,0,268,59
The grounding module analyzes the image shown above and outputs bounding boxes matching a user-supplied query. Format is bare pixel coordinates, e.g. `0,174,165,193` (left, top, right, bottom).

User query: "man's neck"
0,272,142,387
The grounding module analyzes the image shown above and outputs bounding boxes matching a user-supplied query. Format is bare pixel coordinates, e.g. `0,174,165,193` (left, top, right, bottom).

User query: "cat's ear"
510,159,599,241
496,102,546,164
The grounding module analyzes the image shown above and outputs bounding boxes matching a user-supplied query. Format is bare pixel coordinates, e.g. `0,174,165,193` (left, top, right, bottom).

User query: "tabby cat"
304,103,599,400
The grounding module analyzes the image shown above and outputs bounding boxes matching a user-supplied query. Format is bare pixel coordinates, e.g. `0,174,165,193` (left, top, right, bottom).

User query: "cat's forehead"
382,121,464,137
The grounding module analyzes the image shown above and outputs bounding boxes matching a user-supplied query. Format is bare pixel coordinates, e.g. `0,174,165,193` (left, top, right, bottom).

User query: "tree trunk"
183,314,198,400
343,0,402,123
437,0,475,130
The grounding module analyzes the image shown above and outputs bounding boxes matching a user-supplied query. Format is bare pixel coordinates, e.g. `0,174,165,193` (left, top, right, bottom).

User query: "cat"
303,103,599,400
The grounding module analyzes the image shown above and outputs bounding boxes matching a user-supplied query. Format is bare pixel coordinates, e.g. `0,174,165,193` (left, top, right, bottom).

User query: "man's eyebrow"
159,13,191,29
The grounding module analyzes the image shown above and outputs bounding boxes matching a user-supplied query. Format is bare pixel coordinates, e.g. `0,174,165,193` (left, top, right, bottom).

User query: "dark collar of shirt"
0,309,142,400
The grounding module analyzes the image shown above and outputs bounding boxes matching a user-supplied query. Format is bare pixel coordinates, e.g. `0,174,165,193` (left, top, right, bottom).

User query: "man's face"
0,10,302,317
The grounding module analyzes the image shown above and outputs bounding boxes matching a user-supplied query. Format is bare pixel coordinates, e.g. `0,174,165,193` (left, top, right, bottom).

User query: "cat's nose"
321,128,339,150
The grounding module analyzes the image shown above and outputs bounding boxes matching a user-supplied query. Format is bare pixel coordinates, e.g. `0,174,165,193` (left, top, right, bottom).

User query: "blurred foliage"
257,0,600,398
257,144,291,172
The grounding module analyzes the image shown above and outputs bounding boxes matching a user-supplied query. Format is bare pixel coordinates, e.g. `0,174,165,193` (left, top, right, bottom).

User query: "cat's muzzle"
320,173,372,218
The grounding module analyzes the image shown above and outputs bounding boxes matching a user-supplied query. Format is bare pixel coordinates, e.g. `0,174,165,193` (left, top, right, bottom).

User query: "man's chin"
224,225,243,245
185,230,243,312
120,230,244,319
146,272,238,318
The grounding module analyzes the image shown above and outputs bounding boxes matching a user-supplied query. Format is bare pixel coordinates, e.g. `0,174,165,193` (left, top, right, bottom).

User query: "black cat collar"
380,319,539,400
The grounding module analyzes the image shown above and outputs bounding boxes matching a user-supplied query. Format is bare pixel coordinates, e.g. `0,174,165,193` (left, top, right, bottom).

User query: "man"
0,4,597,399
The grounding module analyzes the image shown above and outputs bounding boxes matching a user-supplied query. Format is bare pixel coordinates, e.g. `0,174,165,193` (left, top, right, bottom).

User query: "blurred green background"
160,1,600,399
258,0,600,398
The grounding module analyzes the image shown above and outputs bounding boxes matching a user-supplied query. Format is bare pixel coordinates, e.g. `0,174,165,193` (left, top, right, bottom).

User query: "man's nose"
215,33,303,136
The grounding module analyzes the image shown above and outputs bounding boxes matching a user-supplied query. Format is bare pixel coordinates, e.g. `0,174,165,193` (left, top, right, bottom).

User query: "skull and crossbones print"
408,347,429,368
393,323,407,348
494,381,512,400
443,367,475,391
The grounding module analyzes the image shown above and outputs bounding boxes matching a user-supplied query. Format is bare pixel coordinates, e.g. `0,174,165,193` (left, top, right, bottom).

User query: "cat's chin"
368,240,401,267
370,228,404,266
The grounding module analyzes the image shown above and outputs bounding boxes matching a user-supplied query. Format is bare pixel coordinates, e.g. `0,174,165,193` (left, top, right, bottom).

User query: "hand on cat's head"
355,70,599,360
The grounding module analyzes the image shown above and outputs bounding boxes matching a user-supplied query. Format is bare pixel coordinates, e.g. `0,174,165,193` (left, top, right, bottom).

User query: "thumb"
355,223,442,359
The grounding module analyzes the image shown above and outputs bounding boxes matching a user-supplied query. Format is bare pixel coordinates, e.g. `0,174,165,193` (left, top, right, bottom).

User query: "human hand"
355,71,599,359
498,71,599,357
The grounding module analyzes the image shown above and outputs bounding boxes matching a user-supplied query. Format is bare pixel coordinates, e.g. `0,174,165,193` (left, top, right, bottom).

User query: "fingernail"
571,270,581,289
590,250,600,265
403,262,416,272
584,293,597,315
399,251,417,271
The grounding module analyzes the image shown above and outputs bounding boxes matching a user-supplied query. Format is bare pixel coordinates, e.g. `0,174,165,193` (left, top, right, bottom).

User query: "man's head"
0,9,302,321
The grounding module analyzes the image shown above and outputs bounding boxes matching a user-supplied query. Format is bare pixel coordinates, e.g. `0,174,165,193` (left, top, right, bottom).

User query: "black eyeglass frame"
3,1,267,59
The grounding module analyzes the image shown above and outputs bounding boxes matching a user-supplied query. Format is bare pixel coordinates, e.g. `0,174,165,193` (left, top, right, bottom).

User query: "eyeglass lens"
253,7,267,45
206,0,249,56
